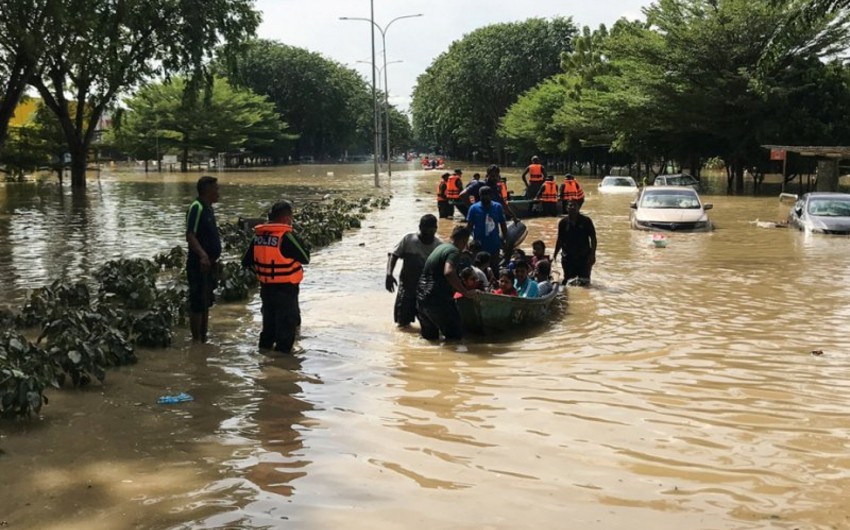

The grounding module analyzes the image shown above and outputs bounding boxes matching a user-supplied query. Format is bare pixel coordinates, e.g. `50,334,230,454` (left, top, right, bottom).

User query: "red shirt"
493,287,518,297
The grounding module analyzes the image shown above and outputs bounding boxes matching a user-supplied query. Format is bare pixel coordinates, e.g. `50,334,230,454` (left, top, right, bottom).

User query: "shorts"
418,299,464,341
187,264,217,313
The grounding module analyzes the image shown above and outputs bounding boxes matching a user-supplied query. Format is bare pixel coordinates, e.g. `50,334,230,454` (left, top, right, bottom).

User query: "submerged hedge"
0,196,390,419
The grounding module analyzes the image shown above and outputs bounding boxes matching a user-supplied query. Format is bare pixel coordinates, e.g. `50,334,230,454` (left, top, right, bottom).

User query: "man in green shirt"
416,225,478,341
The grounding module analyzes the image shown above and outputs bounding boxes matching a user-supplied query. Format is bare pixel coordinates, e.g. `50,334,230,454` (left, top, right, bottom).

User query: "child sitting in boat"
506,248,526,272
473,251,495,289
534,259,555,296
513,259,539,298
454,267,483,299
530,240,551,269
492,268,518,297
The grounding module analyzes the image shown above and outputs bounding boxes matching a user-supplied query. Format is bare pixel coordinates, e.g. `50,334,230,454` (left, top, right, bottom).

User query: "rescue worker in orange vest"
242,200,311,353
559,173,585,213
521,155,548,200
437,172,453,219
534,174,560,216
446,168,465,217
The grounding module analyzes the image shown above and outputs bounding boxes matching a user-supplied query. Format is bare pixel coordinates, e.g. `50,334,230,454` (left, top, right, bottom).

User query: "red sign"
770,149,787,161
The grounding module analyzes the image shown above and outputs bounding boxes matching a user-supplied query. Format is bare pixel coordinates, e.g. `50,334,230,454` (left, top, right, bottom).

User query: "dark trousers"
541,201,558,217
394,281,418,326
454,201,470,219
418,299,464,341
526,182,543,200
437,201,454,218
561,256,592,283
260,284,301,353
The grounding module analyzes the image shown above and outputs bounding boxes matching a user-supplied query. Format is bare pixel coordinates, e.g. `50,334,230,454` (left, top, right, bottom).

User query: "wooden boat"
456,284,562,334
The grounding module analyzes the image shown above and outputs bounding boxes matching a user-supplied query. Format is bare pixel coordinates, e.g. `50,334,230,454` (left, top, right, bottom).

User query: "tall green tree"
29,0,260,187
0,0,58,151
110,77,287,171
227,40,389,161
411,17,578,160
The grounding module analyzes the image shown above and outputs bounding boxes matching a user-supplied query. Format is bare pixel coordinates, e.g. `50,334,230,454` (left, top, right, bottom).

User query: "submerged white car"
630,186,713,232
598,176,638,194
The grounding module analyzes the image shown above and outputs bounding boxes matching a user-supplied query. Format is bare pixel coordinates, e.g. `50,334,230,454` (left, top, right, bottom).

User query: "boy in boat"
513,259,539,298
530,240,551,270
534,260,556,297
386,214,442,327
493,269,518,297
417,225,478,341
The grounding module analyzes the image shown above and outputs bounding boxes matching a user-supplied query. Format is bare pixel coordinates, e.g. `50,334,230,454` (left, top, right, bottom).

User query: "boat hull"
456,285,562,334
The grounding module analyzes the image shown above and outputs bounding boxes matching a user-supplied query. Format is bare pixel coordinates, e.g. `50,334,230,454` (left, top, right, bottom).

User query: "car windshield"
602,177,634,187
807,198,850,217
664,175,697,186
640,190,701,209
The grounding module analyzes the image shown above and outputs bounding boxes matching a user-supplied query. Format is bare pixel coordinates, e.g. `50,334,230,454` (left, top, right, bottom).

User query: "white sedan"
598,176,638,194
630,186,713,232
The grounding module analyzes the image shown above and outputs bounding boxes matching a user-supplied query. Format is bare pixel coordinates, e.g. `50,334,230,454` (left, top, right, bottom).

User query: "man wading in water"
242,200,311,353
553,200,597,286
186,176,221,342
417,225,478,341
386,214,442,327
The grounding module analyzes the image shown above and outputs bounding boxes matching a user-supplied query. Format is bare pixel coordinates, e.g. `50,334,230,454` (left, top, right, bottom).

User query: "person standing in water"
553,200,597,286
186,176,221,343
242,200,311,353
521,155,547,200
386,214,442,327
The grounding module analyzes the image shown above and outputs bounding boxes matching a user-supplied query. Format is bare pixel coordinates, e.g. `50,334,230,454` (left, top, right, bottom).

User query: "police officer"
243,200,311,353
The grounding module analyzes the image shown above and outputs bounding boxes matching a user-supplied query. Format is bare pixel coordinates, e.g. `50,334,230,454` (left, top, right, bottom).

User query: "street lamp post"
341,10,423,184
356,58,403,167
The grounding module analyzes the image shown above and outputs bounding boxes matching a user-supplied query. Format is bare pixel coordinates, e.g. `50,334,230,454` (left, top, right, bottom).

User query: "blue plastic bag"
157,392,194,405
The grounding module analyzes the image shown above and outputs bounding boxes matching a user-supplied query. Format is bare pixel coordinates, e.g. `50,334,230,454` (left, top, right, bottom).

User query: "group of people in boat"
437,157,586,218
388,160,597,340
421,156,445,170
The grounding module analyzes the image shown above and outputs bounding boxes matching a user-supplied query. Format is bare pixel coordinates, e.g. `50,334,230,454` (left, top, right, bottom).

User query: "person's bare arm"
444,260,478,299
385,253,399,292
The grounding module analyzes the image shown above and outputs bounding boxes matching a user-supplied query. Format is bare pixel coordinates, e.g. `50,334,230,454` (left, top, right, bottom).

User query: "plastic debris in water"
157,392,194,404
649,233,668,248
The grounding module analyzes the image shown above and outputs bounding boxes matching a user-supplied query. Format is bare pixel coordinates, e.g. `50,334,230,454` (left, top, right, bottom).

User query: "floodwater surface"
1,165,850,530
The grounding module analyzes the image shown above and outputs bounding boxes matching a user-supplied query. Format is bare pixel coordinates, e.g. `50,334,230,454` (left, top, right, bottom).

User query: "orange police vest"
446,175,461,199
540,181,558,202
498,181,509,202
561,179,585,201
437,181,447,202
528,163,544,183
252,223,304,285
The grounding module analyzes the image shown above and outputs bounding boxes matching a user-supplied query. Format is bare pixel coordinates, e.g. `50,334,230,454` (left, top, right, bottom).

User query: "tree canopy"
411,17,578,160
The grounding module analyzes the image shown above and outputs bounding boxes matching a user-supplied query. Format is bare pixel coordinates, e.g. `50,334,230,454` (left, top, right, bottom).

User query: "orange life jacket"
446,175,461,199
497,181,509,202
437,181,447,202
540,181,558,202
252,224,304,285
561,179,585,201
528,163,544,183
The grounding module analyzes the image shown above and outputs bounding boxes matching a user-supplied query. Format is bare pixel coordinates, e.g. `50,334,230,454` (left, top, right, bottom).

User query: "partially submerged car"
787,192,850,234
598,176,638,194
653,173,700,190
630,186,713,232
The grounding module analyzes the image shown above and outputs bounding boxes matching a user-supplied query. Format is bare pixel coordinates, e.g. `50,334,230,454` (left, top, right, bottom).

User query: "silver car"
653,173,700,190
787,192,850,234
630,187,713,232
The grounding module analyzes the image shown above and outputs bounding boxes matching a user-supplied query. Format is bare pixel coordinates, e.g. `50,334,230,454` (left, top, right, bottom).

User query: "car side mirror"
703,203,713,211
629,201,637,209
794,206,803,216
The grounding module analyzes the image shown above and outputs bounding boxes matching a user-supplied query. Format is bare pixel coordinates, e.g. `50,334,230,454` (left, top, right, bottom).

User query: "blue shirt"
466,201,505,254
515,278,539,298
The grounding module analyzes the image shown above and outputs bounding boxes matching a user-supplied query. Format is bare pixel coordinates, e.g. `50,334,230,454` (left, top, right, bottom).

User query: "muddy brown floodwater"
2,165,850,530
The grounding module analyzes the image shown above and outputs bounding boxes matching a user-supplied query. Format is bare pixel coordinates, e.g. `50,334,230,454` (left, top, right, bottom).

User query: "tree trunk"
735,161,744,193
181,142,189,172
69,142,88,187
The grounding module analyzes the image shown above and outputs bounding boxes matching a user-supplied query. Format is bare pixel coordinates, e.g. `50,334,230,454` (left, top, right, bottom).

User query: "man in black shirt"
553,200,597,285
186,176,222,342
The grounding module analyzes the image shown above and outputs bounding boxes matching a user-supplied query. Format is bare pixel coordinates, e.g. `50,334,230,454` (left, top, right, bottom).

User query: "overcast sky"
255,0,650,111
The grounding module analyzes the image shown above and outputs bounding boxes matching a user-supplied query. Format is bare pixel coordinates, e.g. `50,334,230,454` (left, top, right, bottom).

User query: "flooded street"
2,166,850,529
